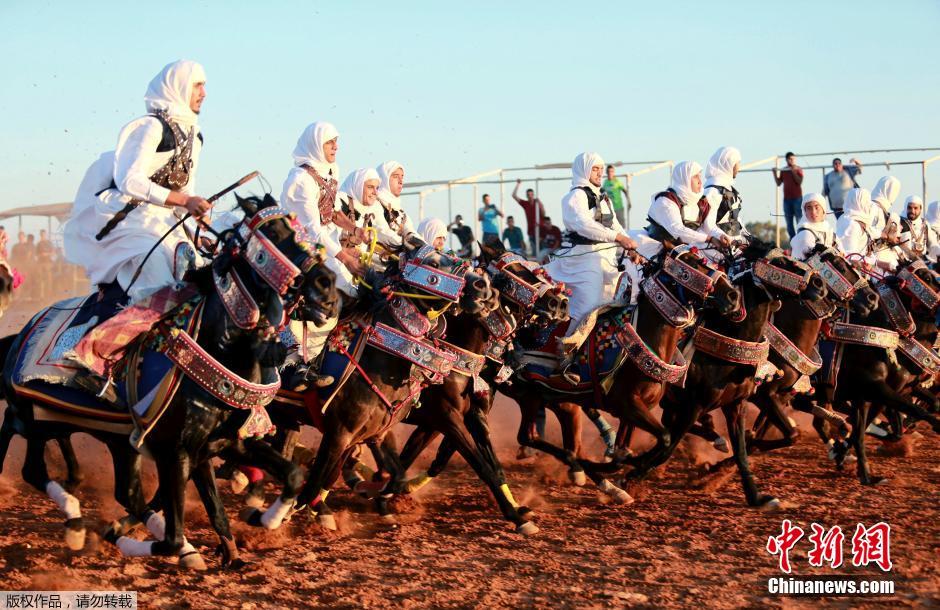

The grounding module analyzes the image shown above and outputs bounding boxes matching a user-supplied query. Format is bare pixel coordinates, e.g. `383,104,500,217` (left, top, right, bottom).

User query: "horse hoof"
758,498,782,511
518,506,535,519
379,513,398,525
403,471,433,493
608,487,634,506
64,527,86,551
516,521,539,536
230,471,250,495
238,507,263,527
864,476,889,486
178,551,207,571
244,494,265,509
569,470,587,487
318,513,338,531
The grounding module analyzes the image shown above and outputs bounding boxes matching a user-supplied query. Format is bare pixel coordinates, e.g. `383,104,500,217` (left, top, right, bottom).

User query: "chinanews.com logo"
764,520,895,596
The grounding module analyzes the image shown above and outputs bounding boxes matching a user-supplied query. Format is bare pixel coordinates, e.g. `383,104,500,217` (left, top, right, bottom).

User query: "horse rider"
835,188,890,270
898,195,940,261
280,121,368,390
703,146,748,242
868,176,902,270
376,161,415,240
64,60,211,302
544,152,636,379
634,160,732,262
789,193,837,261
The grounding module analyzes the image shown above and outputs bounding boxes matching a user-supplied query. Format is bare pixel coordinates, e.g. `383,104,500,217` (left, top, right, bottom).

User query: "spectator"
602,165,629,228
511,179,547,256
478,193,502,246
447,215,475,259
36,229,55,301
772,152,804,239
538,215,563,261
502,216,526,255
823,157,863,219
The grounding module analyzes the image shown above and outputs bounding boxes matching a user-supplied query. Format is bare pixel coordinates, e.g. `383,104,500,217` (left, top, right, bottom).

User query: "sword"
95,170,259,241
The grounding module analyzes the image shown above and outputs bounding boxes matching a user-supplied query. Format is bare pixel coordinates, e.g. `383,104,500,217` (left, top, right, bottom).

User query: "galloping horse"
252,240,499,531
625,241,829,508
0,194,338,568
499,245,742,502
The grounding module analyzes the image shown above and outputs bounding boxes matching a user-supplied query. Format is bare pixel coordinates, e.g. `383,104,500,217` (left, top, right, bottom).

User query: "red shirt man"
512,180,546,247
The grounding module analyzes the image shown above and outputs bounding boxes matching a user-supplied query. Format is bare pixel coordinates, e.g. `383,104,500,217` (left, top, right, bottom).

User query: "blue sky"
1,0,938,238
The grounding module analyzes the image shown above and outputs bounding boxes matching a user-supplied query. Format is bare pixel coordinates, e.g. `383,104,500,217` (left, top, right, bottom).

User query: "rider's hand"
615,234,637,250
876,260,894,272
354,227,369,243
709,235,732,249
183,196,212,217
338,250,366,276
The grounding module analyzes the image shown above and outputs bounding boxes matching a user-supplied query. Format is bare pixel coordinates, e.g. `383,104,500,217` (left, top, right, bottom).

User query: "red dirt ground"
0,302,937,608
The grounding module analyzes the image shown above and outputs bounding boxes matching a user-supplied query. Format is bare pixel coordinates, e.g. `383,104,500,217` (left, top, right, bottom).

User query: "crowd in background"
0,225,87,304
773,153,864,238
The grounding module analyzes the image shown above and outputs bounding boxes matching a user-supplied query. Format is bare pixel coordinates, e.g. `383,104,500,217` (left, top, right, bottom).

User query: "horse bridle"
807,248,869,301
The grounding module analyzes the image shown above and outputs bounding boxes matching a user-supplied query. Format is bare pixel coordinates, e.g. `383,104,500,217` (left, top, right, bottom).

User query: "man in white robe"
898,195,940,261
64,60,211,301
789,193,836,260
836,188,884,269
376,161,415,240
545,152,636,333
868,176,902,269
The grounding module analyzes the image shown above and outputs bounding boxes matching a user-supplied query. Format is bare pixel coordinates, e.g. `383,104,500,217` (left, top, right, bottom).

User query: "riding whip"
122,171,260,294
95,170,259,241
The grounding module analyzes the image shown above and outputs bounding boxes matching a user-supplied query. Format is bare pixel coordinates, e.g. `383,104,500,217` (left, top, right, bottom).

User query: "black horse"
0,194,338,569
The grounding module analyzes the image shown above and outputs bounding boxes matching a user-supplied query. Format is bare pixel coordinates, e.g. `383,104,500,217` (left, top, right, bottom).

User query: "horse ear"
235,192,259,217
262,193,278,209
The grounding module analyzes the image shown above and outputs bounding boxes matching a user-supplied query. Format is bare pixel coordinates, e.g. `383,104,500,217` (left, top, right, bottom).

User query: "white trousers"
544,243,622,334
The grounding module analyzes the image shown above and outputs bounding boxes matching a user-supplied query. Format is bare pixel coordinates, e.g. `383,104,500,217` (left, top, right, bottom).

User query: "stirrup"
561,362,581,385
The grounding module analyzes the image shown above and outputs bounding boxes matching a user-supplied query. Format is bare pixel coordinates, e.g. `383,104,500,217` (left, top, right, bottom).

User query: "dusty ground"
0,300,938,609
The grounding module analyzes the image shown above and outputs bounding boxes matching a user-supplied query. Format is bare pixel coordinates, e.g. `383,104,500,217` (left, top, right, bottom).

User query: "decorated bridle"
897,260,940,311
751,253,814,296
642,245,732,328
215,206,326,330
807,248,870,301
488,252,566,309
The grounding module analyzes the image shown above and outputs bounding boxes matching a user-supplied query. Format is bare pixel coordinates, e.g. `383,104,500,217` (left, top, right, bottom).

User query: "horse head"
484,250,569,326
226,193,339,327
664,246,741,318
809,245,879,317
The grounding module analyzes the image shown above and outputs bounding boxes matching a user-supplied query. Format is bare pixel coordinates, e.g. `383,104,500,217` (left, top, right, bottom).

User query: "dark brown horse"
354,244,569,533
0,195,338,568
624,242,828,508
254,242,499,531
749,245,880,451
498,245,743,502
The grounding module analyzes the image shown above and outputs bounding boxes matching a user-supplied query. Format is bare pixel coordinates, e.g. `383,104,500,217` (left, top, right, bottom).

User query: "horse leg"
21,434,85,551
514,397,584,479
849,400,884,486
436,407,538,534
396,427,445,493
552,402,588,486
56,437,84,492
870,382,940,433
191,459,244,569
296,429,355,531
117,449,204,568
0,406,17,475
101,439,147,543
723,401,779,508
748,391,800,453
238,439,305,531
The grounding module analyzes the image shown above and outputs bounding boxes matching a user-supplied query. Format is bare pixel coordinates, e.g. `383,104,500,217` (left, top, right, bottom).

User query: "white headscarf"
926,201,940,229
571,152,605,193
340,168,381,205
839,188,873,228
704,146,741,189
292,121,340,178
870,176,901,212
797,192,832,233
668,161,704,208
376,161,404,207
144,60,206,128
417,217,448,248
